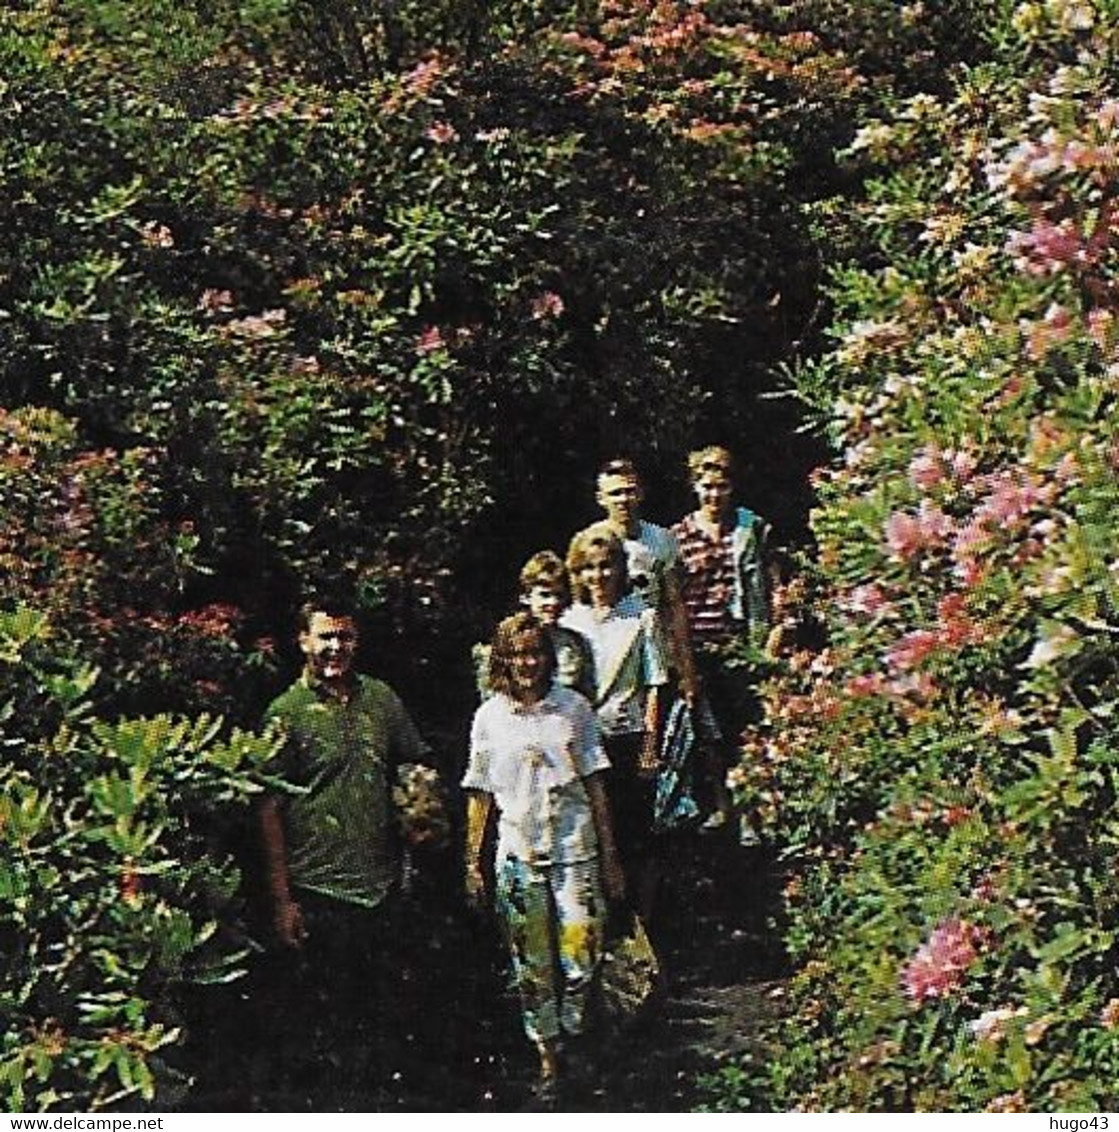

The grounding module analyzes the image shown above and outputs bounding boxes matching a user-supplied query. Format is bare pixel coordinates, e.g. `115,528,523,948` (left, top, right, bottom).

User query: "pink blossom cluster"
974,468,1049,527
884,501,955,562
987,131,1118,198
211,96,328,125
530,291,565,320
223,308,287,340
882,590,985,673
198,288,235,316
841,582,892,618
1100,999,1119,1029
908,443,977,490
885,629,941,672
416,326,446,354
139,221,174,249
403,57,445,97
426,121,458,145
1005,211,1113,277
177,603,243,639
558,31,608,57
636,9,709,53
902,917,984,1006
947,467,1052,584
415,325,477,354
846,672,887,698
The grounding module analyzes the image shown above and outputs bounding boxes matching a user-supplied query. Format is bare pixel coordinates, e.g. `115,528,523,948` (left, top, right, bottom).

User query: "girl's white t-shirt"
463,685,610,866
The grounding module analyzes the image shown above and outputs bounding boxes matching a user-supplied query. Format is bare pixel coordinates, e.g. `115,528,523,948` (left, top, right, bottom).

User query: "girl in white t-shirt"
463,613,624,1104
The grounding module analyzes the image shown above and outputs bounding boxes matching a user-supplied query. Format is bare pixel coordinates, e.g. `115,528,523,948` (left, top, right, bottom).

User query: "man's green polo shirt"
265,672,428,908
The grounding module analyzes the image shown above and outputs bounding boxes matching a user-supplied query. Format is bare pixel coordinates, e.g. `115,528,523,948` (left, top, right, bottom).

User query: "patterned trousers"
494,855,606,1047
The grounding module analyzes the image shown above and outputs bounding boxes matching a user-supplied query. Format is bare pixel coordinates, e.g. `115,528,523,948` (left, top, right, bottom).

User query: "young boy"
519,550,595,702
474,550,595,702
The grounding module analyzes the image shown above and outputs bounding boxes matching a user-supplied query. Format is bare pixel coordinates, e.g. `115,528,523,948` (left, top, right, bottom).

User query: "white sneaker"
700,810,730,834
738,818,761,847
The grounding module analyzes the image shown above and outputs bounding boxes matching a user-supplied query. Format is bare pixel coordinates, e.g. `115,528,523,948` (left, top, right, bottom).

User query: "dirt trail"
184,833,783,1112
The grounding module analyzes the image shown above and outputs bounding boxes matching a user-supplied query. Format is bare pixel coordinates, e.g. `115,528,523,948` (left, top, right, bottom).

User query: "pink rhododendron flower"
843,583,891,617
886,629,941,672
178,603,242,638
971,873,1000,902
416,326,446,354
139,221,174,248
909,444,945,489
558,31,608,56
942,805,972,828
936,592,980,646
1100,999,1119,1029
847,673,886,698
1005,218,1087,275
426,121,458,144
1054,451,1080,484
951,516,989,573
404,57,444,96
198,288,235,315
902,918,984,1006
530,291,565,320
290,355,321,375
1088,307,1115,351
917,500,955,542
945,448,978,482
977,470,1044,526
909,443,977,490
885,511,925,561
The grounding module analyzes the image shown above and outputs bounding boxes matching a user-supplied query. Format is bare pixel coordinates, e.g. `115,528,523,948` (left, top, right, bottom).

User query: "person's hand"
274,896,306,949
637,734,659,779
601,849,626,905
464,861,486,910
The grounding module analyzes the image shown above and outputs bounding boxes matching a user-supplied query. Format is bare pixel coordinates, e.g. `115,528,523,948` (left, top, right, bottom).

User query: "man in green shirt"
258,598,429,1086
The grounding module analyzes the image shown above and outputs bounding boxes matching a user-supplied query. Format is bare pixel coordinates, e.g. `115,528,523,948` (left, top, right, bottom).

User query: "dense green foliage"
1,0,843,702
713,0,1119,1112
0,607,279,1110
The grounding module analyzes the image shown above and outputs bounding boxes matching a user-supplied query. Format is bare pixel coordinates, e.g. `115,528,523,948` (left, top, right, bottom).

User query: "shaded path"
183,832,784,1112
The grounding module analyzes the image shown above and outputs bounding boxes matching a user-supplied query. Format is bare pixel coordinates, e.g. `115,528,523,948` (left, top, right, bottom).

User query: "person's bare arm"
260,796,305,948
638,684,662,777
463,790,494,908
586,773,625,904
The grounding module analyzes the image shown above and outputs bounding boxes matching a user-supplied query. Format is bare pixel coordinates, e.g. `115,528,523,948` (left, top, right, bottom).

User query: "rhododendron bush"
715,0,1119,1112
0,608,280,1110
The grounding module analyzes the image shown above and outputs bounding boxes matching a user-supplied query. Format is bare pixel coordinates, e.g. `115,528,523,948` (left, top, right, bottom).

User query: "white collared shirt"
463,685,610,865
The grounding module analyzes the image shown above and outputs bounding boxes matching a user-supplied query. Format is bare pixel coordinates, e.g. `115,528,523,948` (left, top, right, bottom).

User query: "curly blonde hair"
565,521,628,605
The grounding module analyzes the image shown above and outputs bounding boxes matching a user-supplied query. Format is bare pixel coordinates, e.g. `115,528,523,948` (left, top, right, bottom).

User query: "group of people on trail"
255,445,771,1106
